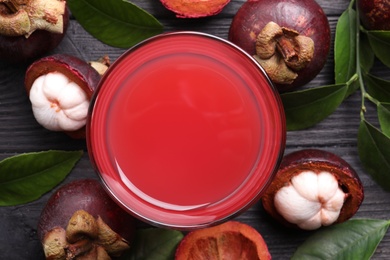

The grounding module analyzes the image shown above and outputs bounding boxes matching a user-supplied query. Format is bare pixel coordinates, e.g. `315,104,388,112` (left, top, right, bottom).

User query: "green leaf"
359,31,375,73
292,219,390,260
378,102,390,138
281,84,348,130
334,6,357,84
0,150,83,206
358,120,390,191
121,228,184,260
364,73,390,103
365,30,390,67
67,0,164,48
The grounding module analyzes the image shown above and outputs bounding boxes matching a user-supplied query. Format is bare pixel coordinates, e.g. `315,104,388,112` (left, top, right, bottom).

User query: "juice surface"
107,53,261,210
88,32,285,227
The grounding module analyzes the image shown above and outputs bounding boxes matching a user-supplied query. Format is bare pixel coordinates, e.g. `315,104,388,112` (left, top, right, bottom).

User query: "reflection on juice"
87,32,285,229
108,54,261,210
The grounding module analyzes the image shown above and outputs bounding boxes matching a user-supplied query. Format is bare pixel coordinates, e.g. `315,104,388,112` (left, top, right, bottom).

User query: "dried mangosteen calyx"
253,54,297,85
0,6,30,36
43,227,67,259
96,216,131,257
0,0,65,37
255,21,314,85
274,170,347,230
43,210,130,260
88,55,111,76
29,71,90,132
66,210,99,243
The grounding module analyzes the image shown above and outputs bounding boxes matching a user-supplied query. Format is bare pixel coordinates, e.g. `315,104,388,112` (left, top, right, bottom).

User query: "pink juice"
87,32,286,229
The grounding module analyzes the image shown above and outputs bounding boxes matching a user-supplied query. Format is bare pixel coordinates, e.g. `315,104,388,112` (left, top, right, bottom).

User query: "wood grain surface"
1,0,390,259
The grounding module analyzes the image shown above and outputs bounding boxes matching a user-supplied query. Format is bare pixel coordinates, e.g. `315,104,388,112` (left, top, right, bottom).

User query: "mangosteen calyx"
88,55,111,76
43,210,130,260
254,21,314,85
0,0,66,38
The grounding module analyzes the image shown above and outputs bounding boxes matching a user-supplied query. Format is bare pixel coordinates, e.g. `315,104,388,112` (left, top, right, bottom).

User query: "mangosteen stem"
276,37,298,64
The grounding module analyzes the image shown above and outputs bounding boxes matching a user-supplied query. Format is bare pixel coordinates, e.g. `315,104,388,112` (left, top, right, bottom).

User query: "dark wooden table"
1,0,390,259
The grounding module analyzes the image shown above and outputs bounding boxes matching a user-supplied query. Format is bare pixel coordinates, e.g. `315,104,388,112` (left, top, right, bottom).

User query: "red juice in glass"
87,32,286,230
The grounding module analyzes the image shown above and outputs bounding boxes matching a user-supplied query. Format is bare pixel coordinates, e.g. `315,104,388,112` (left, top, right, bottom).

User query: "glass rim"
86,31,286,230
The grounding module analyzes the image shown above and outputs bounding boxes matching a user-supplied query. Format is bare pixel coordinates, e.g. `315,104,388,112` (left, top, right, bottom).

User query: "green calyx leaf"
67,0,164,48
358,120,390,191
292,219,390,260
121,228,184,260
281,84,348,130
0,150,83,206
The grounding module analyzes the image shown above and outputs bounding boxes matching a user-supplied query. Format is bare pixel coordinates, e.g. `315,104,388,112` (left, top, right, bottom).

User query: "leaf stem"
354,0,367,120
349,0,355,9
355,0,381,120
350,0,368,120
346,73,358,86
364,92,381,105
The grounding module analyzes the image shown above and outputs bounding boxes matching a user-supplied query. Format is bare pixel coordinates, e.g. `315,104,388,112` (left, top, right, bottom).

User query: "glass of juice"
87,31,286,230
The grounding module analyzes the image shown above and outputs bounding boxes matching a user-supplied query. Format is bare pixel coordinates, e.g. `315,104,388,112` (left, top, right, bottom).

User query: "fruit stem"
276,37,298,63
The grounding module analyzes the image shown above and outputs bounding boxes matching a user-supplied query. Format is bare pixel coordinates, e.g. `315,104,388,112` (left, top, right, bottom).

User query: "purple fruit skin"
38,179,136,243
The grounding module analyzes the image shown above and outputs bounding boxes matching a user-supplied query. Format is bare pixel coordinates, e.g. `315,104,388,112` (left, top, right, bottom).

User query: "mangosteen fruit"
25,54,101,139
228,0,331,92
358,0,390,30
262,149,364,230
0,0,69,64
38,179,136,259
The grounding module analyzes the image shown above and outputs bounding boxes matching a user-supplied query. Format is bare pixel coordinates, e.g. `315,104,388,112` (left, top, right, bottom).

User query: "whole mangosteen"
228,0,331,92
